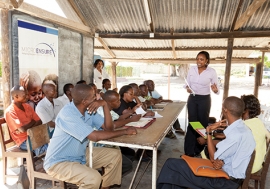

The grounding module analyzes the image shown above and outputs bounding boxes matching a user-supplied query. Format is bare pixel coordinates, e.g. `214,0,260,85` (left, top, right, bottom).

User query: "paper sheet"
154,111,163,118
184,77,195,96
125,117,153,127
135,106,146,116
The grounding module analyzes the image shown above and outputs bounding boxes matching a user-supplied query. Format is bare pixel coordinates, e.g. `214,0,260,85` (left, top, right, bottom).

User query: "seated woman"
113,85,154,117
241,94,270,173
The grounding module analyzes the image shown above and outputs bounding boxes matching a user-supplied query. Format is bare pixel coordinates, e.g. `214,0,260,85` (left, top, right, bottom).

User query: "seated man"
144,79,184,136
44,84,137,189
157,96,256,189
139,84,154,108
4,85,47,155
57,83,74,105
100,90,141,174
36,83,64,136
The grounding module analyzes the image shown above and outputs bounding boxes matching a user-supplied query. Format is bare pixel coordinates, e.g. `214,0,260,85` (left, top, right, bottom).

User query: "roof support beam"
171,40,177,59
98,30,270,39
95,46,270,51
97,37,116,58
102,58,260,64
0,0,92,35
234,0,267,30
230,0,244,32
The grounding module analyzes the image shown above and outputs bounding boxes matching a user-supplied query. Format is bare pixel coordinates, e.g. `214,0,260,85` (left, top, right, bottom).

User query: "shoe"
166,130,176,139
175,128,185,135
145,149,161,157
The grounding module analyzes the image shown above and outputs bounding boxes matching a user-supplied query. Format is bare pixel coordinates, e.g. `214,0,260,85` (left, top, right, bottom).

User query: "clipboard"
189,121,207,138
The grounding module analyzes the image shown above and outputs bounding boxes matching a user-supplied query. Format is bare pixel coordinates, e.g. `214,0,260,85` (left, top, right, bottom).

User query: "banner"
18,20,58,107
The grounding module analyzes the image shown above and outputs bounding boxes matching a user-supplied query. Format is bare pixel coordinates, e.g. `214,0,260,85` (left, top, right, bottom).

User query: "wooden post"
223,38,234,101
1,9,17,168
1,9,11,110
259,51,265,86
168,63,171,99
111,62,117,90
254,52,264,97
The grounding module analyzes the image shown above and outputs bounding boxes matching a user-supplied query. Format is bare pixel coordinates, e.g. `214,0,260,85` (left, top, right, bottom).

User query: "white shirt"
57,94,70,106
94,68,110,89
36,97,64,124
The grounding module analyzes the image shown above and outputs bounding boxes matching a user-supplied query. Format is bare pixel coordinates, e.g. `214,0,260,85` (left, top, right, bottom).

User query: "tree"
260,56,270,68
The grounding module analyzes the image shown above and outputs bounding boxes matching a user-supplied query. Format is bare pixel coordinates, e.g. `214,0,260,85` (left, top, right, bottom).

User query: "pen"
150,106,153,111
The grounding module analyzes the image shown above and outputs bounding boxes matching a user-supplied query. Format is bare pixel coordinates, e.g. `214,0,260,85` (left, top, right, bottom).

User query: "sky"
24,0,66,17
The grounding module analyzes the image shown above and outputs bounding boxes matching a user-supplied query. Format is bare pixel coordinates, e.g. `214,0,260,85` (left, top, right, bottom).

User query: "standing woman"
93,59,110,91
184,51,219,157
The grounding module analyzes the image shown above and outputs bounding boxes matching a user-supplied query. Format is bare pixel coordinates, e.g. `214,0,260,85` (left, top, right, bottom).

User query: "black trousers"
157,158,240,189
184,94,211,156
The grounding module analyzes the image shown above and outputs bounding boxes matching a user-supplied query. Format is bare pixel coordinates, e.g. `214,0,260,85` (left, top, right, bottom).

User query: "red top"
4,103,40,146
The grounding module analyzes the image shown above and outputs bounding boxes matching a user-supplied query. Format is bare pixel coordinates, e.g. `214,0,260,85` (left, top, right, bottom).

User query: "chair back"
259,143,270,189
27,124,50,151
241,150,256,189
0,117,15,152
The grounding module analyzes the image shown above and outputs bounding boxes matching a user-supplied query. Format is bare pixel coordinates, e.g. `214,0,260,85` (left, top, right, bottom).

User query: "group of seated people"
4,77,270,189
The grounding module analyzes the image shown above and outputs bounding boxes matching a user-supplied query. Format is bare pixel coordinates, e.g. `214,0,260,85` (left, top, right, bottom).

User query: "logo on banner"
21,43,57,57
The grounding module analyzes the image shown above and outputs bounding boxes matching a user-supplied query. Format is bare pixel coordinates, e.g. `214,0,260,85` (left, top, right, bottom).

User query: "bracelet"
205,131,212,135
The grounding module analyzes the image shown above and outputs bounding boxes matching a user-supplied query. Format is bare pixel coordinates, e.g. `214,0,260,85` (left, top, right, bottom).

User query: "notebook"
189,121,206,138
125,117,155,128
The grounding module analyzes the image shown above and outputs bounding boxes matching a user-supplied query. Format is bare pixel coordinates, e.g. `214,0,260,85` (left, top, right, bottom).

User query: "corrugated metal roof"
72,0,270,61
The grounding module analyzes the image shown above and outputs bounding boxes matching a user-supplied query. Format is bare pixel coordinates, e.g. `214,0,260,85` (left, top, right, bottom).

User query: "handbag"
182,155,229,179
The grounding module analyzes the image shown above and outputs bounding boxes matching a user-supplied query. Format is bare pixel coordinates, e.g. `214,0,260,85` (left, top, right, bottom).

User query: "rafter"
97,37,116,58
94,46,270,51
103,58,260,64
98,31,270,39
234,0,267,30
230,0,244,32
171,40,177,59
0,0,92,35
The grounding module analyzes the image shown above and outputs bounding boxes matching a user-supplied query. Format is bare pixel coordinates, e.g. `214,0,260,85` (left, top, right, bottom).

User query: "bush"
105,66,133,77
0,62,2,77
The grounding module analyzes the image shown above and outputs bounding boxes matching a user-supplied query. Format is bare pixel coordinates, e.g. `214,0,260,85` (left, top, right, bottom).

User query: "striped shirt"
44,102,104,171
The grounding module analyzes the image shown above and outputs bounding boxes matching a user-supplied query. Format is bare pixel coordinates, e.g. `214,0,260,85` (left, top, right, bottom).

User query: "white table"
90,101,186,189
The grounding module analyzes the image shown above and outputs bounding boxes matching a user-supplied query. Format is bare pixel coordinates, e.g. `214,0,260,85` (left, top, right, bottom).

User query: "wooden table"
90,101,186,189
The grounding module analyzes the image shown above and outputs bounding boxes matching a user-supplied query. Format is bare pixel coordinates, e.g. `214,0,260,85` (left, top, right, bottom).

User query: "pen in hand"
150,106,153,111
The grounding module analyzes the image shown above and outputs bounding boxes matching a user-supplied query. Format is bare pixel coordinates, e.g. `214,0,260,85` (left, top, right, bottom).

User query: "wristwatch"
205,131,212,135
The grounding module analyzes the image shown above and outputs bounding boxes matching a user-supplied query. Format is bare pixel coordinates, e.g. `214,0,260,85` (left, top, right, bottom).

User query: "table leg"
152,147,157,189
129,149,145,189
89,141,93,168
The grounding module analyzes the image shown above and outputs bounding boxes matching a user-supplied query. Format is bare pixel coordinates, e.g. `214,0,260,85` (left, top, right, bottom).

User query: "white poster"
18,20,58,107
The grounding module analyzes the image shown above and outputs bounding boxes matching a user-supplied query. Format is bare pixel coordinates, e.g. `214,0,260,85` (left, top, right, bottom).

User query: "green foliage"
260,56,270,68
105,65,133,77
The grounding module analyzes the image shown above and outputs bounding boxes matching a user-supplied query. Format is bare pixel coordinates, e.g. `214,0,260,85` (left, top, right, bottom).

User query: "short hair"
10,85,24,97
129,83,138,88
72,84,93,105
63,83,74,94
223,96,245,118
94,59,104,68
42,74,58,86
76,80,86,84
241,94,261,118
119,85,133,98
103,90,118,102
102,79,110,88
88,83,96,87
139,84,147,89
197,51,210,65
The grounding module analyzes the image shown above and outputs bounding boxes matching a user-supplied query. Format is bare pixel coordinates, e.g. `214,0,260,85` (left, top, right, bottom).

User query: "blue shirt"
184,66,219,95
214,119,256,179
148,90,161,99
44,102,104,171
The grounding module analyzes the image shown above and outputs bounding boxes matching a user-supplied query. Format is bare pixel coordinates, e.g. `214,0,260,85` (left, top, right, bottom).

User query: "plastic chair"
249,144,270,189
0,117,31,184
27,124,65,189
239,150,256,189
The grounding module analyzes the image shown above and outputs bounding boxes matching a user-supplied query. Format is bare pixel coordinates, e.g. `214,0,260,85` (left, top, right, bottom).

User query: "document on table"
125,117,154,127
184,77,195,96
154,111,163,118
135,106,146,116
